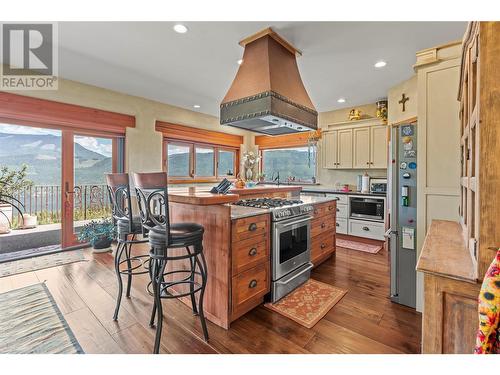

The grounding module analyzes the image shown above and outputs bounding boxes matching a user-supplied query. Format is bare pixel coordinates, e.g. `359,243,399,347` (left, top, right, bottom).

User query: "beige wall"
317,103,387,188
1,75,253,174
388,75,417,124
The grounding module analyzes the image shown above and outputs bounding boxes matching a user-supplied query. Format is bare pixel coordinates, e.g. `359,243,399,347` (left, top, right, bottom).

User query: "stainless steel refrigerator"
388,123,417,308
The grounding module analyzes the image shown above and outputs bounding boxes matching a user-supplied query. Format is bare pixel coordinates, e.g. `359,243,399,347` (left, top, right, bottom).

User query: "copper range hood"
220,28,317,135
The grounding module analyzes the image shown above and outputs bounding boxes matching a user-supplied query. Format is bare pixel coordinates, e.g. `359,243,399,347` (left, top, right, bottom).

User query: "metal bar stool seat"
106,173,149,322
133,172,209,354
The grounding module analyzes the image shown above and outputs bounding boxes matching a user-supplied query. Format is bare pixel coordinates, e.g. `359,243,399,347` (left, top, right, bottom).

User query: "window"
167,143,191,177
164,140,237,181
218,149,236,177
261,146,316,183
195,146,214,176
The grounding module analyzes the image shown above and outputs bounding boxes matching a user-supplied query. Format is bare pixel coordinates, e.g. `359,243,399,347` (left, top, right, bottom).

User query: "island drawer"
312,200,337,218
232,234,269,275
311,215,336,238
231,262,270,319
232,214,269,242
311,231,335,264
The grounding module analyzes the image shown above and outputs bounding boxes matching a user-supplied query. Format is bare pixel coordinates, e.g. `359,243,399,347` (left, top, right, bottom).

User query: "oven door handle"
275,216,312,228
275,262,314,285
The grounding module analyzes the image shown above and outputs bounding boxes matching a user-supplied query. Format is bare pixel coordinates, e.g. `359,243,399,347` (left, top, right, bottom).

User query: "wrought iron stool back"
106,173,149,321
133,172,209,354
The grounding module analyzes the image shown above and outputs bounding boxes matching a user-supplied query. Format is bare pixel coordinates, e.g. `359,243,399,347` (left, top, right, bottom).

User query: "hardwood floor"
1,242,422,354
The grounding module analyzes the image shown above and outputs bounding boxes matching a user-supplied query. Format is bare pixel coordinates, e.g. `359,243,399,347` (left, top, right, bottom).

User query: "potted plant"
78,218,116,253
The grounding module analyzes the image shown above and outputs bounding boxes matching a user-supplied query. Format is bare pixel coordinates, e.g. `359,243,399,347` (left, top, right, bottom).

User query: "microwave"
370,178,387,194
350,196,385,222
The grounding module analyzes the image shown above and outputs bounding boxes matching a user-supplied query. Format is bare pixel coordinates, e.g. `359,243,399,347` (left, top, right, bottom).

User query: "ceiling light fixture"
193,104,201,109
237,59,243,65
374,60,387,68
173,24,188,34
337,98,346,103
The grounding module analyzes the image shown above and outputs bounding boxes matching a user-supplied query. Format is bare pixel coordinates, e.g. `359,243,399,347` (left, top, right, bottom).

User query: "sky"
0,123,112,157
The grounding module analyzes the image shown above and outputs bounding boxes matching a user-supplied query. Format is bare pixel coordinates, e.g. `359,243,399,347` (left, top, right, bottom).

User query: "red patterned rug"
336,238,383,254
264,279,347,328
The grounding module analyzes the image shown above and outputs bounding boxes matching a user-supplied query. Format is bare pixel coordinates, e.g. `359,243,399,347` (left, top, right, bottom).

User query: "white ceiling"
55,22,467,116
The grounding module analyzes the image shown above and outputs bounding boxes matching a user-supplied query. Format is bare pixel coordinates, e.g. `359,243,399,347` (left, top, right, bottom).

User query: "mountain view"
262,148,316,182
0,132,112,186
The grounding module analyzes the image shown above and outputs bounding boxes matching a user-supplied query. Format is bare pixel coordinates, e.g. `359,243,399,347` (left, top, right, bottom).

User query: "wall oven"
349,196,385,222
271,214,313,303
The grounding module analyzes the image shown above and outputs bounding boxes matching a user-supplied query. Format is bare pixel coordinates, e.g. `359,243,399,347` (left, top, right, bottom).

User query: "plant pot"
92,237,112,253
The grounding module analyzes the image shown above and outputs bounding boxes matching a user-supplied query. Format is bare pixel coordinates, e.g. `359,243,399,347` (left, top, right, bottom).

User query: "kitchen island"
166,186,337,329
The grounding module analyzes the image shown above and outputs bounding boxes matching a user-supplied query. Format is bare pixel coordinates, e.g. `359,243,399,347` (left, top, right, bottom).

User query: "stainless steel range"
234,198,314,302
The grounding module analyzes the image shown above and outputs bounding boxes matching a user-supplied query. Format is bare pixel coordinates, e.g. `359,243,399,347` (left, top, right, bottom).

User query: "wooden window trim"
163,139,239,184
255,132,312,150
0,92,135,135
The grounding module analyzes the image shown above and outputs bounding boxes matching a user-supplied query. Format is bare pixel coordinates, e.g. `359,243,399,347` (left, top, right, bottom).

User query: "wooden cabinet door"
370,125,388,168
322,131,338,169
353,127,371,169
337,129,353,169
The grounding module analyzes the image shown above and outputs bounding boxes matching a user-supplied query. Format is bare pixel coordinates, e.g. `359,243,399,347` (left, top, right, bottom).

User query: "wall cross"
399,93,409,112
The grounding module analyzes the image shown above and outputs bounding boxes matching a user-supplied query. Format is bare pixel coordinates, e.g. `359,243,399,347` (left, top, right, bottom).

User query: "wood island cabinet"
310,200,337,265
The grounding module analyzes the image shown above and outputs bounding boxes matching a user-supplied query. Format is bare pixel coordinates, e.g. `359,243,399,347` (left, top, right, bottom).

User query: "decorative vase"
376,100,388,122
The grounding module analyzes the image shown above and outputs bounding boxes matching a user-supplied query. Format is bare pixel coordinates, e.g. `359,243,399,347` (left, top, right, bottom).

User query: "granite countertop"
229,196,338,220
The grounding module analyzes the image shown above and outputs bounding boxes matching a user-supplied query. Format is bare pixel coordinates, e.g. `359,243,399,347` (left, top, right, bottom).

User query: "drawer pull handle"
362,226,370,231
336,222,340,227
321,223,326,229
248,247,257,256
248,223,257,231
321,243,326,249
336,208,340,212
249,279,258,289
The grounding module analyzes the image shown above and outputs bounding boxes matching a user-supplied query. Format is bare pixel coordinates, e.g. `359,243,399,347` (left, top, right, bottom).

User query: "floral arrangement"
242,150,261,181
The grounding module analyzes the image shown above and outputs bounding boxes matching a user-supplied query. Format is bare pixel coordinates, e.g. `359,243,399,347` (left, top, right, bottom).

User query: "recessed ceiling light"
193,104,201,109
337,98,346,103
173,24,188,34
237,59,243,65
374,60,387,68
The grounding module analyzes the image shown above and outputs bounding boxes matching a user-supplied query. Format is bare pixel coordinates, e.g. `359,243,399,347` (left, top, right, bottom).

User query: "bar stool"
106,173,149,321
132,172,209,354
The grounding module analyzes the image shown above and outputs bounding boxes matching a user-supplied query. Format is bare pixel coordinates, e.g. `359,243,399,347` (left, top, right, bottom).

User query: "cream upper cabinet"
370,125,388,168
353,127,371,168
321,120,387,170
337,129,353,169
322,131,338,168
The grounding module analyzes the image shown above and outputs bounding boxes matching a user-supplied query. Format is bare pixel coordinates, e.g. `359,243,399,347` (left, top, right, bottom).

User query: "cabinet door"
370,125,388,168
337,129,353,169
322,131,338,169
353,127,371,169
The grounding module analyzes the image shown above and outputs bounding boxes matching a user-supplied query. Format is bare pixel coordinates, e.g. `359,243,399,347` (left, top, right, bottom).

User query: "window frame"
259,145,318,184
163,139,239,183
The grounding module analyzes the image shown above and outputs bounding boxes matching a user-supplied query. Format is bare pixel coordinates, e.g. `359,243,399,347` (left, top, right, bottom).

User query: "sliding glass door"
61,131,121,247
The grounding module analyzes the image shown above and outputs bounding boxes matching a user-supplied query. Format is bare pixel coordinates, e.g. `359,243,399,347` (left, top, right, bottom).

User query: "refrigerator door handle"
390,232,398,298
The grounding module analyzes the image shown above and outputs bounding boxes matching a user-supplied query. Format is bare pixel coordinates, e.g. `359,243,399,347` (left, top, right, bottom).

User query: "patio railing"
9,184,111,226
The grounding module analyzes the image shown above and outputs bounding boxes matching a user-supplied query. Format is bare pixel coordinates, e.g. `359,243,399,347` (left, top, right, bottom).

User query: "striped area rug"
0,250,86,277
0,283,84,354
